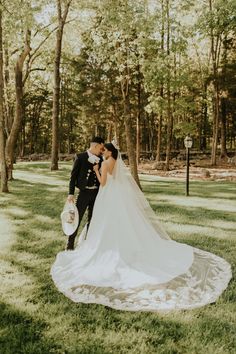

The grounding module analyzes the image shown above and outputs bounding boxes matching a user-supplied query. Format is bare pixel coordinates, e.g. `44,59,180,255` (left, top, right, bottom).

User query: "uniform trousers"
66,188,98,250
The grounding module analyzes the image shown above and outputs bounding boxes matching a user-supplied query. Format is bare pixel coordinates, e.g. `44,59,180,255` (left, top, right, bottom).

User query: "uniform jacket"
69,151,103,194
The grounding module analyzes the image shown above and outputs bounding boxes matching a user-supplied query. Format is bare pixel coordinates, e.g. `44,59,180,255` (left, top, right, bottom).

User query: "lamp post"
184,135,193,196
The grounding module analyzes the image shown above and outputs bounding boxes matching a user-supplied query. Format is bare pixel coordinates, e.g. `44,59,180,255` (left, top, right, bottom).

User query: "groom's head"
89,136,105,156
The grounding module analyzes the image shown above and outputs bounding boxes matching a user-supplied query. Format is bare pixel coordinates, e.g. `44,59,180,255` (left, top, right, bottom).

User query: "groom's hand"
67,194,75,203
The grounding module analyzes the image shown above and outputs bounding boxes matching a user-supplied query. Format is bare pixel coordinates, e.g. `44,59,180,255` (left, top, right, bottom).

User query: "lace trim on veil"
52,244,231,311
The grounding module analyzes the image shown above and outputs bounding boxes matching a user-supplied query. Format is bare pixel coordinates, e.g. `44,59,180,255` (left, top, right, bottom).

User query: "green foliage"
1,0,236,157
173,121,197,139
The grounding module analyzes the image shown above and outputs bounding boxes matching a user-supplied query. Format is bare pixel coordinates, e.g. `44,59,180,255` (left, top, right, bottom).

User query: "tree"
84,0,154,187
1,1,56,177
198,0,236,164
0,3,8,192
142,0,195,167
51,0,72,170
5,29,31,179
0,0,235,176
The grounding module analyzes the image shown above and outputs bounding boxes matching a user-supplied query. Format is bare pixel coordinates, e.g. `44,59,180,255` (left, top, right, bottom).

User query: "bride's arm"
94,162,108,186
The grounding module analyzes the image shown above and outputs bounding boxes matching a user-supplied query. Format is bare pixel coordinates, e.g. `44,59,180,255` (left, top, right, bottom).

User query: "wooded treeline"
0,0,236,191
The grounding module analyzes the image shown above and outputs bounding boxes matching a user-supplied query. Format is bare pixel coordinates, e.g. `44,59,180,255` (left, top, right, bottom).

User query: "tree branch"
62,0,73,24
17,29,31,71
31,25,59,58
57,0,62,21
23,67,46,85
0,2,12,15
11,48,20,57
33,21,57,38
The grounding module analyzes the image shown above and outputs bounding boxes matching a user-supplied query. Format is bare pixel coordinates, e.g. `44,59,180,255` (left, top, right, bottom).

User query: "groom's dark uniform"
66,151,103,250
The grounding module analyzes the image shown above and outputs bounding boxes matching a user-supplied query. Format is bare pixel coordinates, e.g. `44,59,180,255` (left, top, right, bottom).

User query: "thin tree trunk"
112,103,120,146
209,0,220,165
121,75,141,189
156,0,165,162
211,82,220,165
165,0,172,171
220,38,228,158
220,97,227,157
136,111,140,165
3,41,11,138
51,25,62,170
156,115,162,161
136,65,142,165
0,8,8,192
116,31,141,187
107,121,113,141
21,118,25,156
123,94,141,189
68,112,73,153
201,82,208,150
51,0,72,170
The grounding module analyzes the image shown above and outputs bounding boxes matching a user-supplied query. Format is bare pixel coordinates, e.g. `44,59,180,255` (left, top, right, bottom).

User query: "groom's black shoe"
66,235,75,250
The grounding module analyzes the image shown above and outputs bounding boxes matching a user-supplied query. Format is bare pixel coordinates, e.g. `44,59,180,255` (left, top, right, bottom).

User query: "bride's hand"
93,164,99,172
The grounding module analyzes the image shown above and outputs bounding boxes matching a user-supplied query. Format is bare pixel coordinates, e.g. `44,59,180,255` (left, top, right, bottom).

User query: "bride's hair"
104,143,118,160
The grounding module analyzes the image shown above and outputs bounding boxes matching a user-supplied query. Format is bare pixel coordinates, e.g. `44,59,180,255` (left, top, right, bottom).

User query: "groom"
66,136,105,250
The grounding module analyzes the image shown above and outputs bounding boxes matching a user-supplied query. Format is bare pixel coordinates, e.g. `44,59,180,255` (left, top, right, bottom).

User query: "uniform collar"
87,149,96,158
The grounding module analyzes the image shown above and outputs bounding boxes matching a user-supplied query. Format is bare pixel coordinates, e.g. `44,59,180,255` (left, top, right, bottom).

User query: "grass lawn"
0,161,235,354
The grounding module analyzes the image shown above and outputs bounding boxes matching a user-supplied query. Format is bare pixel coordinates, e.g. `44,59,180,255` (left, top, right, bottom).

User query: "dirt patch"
138,162,236,181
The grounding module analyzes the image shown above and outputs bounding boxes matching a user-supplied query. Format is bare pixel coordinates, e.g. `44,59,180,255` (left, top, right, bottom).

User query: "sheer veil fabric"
51,154,232,311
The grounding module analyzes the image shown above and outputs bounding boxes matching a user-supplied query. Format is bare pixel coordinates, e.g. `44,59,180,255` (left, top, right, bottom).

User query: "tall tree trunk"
119,34,141,188
0,8,8,192
211,82,220,165
201,82,208,150
209,0,220,165
112,103,120,146
6,29,31,179
51,0,72,170
136,70,141,165
114,121,120,147
68,112,73,154
123,94,141,189
156,0,165,162
51,25,62,170
3,41,11,138
165,0,172,171
107,121,113,141
121,75,141,189
21,119,25,156
220,38,228,158
156,113,162,162
220,97,227,158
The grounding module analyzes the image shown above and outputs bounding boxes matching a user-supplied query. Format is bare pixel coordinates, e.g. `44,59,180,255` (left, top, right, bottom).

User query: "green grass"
0,161,235,354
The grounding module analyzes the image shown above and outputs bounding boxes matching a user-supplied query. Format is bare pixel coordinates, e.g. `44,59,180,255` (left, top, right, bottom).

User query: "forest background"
0,0,236,192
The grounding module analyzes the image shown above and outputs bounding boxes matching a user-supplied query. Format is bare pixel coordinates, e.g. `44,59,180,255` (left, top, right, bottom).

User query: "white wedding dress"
51,156,232,311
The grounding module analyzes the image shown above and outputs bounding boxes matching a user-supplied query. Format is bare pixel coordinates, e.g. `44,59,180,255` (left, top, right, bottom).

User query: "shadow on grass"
149,202,236,225
8,179,65,219
142,179,236,201
5,227,236,353
1,174,235,353
0,301,61,354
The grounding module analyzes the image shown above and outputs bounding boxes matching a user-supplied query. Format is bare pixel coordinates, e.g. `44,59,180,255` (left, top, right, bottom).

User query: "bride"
51,141,232,311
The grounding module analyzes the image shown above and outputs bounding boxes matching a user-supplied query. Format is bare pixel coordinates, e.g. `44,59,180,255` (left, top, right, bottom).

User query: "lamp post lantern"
184,136,193,196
